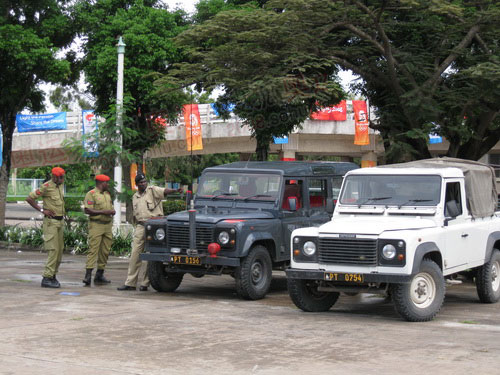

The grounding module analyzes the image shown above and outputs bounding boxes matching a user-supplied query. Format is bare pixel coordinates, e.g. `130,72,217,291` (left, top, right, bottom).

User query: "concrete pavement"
1,248,500,374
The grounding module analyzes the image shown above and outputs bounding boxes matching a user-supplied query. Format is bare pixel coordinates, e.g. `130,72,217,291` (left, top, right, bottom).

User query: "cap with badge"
51,167,65,176
95,174,110,182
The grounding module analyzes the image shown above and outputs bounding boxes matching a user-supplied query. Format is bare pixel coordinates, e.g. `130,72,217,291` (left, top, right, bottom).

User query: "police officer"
82,174,115,286
26,167,66,288
117,173,181,291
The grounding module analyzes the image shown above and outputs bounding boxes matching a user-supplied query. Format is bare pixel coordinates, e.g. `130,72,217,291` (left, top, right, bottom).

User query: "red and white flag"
311,101,347,121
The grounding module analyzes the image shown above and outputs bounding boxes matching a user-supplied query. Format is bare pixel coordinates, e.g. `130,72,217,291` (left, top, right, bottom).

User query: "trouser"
86,221,113,270
124,224,150,287
42,217,64,278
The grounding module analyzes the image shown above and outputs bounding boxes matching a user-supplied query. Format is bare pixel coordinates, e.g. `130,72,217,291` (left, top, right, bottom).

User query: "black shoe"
41,276,60,288
51,276,61,288
117,285,136,291
94,269,111,285
83,269,92,286
139,286,148,292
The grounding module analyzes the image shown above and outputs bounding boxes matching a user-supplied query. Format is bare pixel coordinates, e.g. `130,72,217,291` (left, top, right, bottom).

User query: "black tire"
148,261,184,293
235,245,272,300
391,258,445,322
288,278,339,312
476,249,500,303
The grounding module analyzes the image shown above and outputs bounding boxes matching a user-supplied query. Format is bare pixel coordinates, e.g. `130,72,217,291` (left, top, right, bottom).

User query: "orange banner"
130,163,147,190
353,100,370,146
311,101,347,121
183,104,203,151
361,160,376,168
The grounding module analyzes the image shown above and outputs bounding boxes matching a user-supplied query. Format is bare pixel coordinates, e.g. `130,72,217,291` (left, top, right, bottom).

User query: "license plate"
324,272,364,283
170,255,202,265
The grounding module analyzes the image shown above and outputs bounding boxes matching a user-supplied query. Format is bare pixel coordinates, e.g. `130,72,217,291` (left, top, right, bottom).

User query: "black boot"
51,276,60,288
41,276,60,288
83,269,92,286
94,269,111,285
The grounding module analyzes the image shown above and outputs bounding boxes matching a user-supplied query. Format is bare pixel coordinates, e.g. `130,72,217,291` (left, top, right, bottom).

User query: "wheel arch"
241,233,276,259
411,242,443,274
484,232,500,264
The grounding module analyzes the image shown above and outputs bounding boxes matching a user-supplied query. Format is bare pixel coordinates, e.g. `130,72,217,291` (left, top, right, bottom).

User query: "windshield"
197,172,281,201
339,175,441,206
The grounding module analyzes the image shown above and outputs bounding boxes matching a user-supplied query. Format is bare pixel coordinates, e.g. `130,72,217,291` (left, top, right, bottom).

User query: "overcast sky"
164,0,197,13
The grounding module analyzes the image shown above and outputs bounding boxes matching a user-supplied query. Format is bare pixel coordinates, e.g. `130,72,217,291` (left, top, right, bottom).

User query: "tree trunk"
255,134,270,161
0,115,15,226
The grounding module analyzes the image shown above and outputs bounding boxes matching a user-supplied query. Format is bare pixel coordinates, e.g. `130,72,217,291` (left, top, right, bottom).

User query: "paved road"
1,249,500,374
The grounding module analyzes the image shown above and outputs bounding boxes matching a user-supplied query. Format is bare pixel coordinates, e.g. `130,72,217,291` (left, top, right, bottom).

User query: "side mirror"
326,198,334,214
287,197,297,211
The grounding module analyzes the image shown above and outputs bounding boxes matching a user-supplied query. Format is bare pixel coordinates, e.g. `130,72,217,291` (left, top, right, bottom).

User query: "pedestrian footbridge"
11,103,450,168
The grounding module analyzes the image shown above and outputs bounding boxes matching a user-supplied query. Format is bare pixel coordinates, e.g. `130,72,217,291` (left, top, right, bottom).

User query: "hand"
106,209,116,216
42,209,55,218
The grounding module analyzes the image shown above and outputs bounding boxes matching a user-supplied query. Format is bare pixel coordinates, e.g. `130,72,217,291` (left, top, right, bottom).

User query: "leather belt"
52,216,64,220
136,221,146,226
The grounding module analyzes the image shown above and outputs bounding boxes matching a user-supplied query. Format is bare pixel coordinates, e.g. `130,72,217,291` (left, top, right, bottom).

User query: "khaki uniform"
124,186,165,287
29,180,65,278
84,189,113,270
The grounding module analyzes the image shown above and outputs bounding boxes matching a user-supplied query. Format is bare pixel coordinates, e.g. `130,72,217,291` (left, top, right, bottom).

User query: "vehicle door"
443,180,474,270
280,178,308,260
306,177,330,227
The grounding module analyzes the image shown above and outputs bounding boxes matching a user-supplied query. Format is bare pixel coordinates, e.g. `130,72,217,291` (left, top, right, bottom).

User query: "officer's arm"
163,187,182,196
26,197,54,217
85,207,115,216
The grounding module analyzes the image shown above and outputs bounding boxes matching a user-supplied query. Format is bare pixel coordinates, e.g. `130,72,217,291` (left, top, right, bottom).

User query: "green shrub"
65,197,84,213
110,230,132,256
163,199,186,215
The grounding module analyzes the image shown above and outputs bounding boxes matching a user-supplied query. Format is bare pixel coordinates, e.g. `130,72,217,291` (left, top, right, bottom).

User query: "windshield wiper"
211,193,238,200
357,196,392,208
397,199,433,209
243,194,273,201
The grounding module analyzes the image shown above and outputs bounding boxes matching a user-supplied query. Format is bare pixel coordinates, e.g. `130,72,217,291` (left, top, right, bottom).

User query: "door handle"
461,233,469,238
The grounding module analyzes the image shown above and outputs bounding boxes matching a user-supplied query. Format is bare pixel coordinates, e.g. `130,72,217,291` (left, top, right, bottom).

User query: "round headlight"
146,224,152,231
155,228,165,241
382,244,397,259
303,241,317,256
218,231,230,245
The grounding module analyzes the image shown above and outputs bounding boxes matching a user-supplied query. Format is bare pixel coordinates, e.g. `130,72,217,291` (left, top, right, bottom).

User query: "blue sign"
210,102,235,117
16,112,67,132
429,133,442,144
82,110,99,157
273,136,289,144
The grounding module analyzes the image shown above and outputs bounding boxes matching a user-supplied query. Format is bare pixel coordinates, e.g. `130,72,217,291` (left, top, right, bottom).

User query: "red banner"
183,104,203,151
311,101,347,121
353,100,370,145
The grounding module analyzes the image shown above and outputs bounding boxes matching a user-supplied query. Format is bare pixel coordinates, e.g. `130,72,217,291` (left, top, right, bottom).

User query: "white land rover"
286,158,500,321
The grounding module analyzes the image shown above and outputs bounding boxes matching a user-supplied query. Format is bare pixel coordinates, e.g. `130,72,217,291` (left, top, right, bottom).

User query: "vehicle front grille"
319,238,377,265
167,223,214,253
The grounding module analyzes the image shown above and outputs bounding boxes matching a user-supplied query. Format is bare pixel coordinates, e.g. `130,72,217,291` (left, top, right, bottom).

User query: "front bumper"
140,253,240,267
285,268,412,284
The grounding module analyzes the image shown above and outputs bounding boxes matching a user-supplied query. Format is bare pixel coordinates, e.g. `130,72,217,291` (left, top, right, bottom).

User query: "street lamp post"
113,36,125,230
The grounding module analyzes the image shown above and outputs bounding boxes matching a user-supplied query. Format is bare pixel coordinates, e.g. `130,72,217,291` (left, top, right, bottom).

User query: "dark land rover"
140,161,358,299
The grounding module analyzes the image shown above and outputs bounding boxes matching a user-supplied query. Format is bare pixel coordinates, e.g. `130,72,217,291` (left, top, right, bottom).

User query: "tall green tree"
0,0,78,225
73,0,191,220
75,0,190,166
158,4,344,160
264,0,500,162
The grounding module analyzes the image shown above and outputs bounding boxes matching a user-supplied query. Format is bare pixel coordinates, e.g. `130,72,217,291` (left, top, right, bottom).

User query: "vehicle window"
340,175,441,206
282,179,303,210
308,179,327,208
444,182,463,216
197,172,280,201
